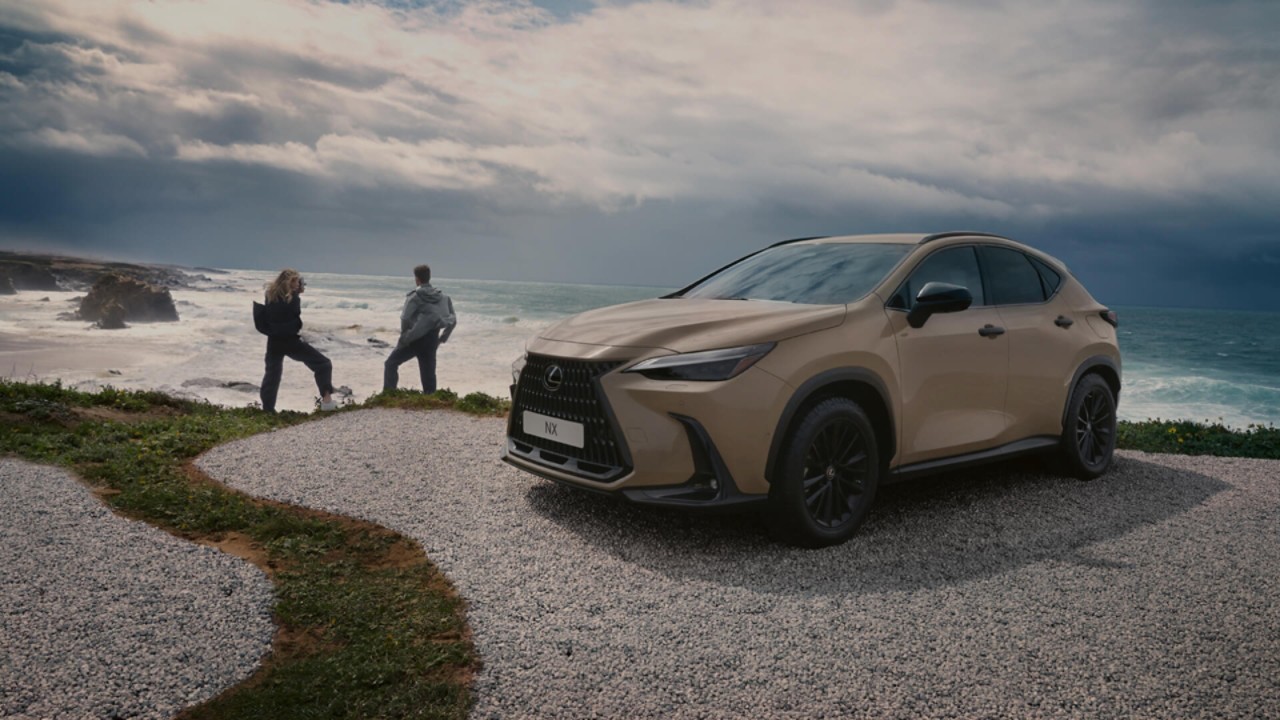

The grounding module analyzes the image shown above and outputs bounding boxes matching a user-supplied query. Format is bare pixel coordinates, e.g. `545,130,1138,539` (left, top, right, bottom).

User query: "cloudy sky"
1,0,1277,310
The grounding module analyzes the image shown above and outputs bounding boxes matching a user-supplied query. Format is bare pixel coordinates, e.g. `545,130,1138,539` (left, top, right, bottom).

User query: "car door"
979,245,1080,441
887,245,1010,464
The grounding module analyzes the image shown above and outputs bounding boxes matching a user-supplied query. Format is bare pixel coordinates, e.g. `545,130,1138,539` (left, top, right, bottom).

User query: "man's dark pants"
260,335,334,412
384,330,440,393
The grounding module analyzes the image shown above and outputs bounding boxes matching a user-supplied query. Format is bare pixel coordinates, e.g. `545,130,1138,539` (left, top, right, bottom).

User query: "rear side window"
980,246,1047,305
1029,256,1062,296
891,246,985,308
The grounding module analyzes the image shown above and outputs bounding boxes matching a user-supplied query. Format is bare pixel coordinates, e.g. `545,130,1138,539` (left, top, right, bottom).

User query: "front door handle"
1055,315,1075,328
979,324,1006,338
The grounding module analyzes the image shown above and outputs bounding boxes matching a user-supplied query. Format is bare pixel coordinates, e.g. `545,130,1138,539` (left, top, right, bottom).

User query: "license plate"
523,411,585,449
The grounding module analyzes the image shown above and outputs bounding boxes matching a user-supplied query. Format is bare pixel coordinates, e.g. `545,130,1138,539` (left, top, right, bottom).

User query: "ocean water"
1114,306,1280,428
1,269,1277,427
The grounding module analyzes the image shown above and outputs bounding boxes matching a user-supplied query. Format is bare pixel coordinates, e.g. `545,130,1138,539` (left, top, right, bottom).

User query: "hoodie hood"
402,284,449,320
409,285,444,302
537,297,846,353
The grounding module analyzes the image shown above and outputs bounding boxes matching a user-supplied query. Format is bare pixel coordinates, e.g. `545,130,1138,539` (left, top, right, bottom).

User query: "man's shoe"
320,398,339,411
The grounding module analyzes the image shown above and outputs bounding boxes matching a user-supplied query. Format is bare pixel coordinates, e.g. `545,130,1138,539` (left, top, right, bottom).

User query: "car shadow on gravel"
524,454,1229,595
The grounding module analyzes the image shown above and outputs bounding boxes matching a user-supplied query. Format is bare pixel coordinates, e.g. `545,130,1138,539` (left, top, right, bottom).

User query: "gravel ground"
192,409,1280,719
0,459,275,720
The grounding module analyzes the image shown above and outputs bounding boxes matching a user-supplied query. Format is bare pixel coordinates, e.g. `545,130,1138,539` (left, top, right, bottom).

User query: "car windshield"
678,243,913,305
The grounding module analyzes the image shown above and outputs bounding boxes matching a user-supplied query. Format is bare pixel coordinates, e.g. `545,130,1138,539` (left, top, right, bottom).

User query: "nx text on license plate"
523,411,585,449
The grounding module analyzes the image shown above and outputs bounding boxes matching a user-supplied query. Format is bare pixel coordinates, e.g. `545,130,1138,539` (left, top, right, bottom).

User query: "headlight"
511,353,527,385
623,343,775,382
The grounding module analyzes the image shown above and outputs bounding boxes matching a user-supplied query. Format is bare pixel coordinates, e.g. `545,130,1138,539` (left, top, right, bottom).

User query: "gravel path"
0,459,274,720
194,409,1280,719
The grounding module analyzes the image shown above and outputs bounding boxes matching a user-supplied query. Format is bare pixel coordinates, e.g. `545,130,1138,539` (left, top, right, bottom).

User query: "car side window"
1028,256,1062,296
891,246,985,309
980,246,1047,305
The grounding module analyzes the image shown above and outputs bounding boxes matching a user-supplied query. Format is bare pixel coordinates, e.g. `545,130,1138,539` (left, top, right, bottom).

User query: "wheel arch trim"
765,368,896,484
1062,355,1122,426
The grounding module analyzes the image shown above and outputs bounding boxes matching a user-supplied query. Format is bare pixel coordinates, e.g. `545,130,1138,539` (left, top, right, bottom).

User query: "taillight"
1100,309,1118,328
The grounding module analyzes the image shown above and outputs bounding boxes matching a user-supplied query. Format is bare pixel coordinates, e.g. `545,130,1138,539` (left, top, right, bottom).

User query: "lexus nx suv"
503,232,1121,547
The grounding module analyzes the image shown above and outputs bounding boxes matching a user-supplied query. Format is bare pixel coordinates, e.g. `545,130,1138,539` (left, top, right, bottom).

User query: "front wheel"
1060,374,1117,479
769,398,880,548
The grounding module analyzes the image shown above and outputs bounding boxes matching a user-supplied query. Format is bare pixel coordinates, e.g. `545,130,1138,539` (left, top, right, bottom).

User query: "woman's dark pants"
383,330,440,393
260,336,334,412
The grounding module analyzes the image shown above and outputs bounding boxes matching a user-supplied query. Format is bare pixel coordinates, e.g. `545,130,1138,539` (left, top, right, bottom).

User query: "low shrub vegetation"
363,387,509,416
1117,418,1279,459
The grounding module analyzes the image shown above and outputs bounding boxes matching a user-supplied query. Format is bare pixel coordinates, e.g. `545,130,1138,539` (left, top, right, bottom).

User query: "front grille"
510,354,629,478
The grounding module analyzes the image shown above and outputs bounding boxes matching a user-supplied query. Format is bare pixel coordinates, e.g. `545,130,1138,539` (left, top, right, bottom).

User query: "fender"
765,367,895,483
1062,355,1122,426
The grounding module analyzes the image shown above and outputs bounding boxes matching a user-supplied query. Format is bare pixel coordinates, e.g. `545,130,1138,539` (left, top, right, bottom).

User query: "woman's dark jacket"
253,296,303,338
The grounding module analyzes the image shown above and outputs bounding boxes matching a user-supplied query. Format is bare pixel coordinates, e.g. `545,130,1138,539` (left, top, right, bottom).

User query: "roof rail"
770,235,830,247
919,231,1010,245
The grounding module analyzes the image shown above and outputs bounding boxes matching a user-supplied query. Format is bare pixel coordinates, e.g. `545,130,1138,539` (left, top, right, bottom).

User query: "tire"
769,397,880,548
1060,373,1117,479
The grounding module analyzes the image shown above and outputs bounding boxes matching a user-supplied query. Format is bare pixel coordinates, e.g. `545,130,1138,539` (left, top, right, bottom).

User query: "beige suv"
503,232,1121,547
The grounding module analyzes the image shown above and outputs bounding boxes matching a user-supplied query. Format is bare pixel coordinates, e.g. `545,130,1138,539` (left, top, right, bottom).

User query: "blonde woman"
257,269,337,412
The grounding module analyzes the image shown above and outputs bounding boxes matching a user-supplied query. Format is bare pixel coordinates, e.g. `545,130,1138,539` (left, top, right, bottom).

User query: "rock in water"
98,300,128,329
80,274,179,323
181,378,260,393
0,271,14,295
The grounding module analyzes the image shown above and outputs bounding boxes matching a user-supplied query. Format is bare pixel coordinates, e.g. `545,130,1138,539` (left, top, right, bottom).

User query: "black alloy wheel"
1061,374,1117,479
770,397,880,547
802,417,870,528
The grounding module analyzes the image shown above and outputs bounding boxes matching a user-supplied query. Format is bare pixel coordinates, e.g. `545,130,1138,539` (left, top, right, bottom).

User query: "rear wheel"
769,398,880,548
1060,374,1117,479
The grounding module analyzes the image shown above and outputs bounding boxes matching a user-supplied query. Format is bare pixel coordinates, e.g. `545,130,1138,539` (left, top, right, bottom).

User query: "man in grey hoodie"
383,264,456,393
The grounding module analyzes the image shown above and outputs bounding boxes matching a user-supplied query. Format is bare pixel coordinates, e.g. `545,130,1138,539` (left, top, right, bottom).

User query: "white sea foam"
1119,368,1280,428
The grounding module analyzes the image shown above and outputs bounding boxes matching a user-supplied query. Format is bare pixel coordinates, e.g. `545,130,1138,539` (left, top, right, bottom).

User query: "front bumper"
502,416,768,512
505,350,789,509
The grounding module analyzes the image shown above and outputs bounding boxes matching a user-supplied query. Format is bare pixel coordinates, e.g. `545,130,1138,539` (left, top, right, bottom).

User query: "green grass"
2,379,1276,718
0,380,490,720
362,387,509,416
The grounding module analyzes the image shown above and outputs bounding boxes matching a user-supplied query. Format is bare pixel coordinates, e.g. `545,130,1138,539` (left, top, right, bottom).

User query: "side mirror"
907,282,973,328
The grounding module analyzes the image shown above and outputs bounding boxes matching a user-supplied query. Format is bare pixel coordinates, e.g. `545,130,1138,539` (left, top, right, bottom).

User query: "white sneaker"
320,398,339,411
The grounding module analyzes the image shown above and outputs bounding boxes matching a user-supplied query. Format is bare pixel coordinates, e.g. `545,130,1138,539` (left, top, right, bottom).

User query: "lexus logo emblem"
543,365,565,392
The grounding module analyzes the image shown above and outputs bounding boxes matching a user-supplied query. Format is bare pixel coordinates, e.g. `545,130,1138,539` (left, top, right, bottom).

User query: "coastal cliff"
0,250,205,292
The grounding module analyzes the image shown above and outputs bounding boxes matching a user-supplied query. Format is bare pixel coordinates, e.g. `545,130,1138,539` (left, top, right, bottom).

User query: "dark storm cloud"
0,144,482,256
0,0,1278,309
0,28,75,68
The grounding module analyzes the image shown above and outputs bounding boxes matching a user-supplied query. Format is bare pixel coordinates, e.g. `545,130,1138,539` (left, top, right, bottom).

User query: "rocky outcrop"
0,251,202,292
80,274,180,325
0,261,59,290
181,378,260,393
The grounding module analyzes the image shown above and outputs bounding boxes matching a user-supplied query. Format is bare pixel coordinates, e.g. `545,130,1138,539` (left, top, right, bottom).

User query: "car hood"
537,297,846,353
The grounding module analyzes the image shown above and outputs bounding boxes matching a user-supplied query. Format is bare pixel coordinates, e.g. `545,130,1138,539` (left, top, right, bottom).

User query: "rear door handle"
1055,315,1075,328
979,324,1006,338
